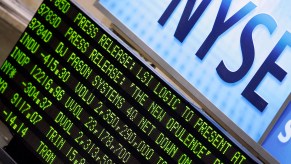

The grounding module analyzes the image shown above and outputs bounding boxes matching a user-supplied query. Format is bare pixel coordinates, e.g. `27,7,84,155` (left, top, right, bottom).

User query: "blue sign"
263,102,291,163
98,0,291,141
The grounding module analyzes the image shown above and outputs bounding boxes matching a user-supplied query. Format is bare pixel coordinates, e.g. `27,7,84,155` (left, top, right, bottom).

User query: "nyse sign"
263,102,291,164
159,0,289,112
98,0,291,141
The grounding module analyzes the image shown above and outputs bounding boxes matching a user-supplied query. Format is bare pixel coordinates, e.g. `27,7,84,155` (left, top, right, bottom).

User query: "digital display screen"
0,0,259,163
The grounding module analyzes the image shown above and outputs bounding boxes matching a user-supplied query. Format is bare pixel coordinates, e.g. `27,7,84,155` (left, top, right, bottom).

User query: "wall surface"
0,18,21,65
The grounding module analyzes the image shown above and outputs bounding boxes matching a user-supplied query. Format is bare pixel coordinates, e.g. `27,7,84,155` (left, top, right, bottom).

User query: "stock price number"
118,125,137,145
10,92,31,114
28,18,52,43
66,146,87,164
41,53,71,82
93,103,120,129
102,109,120,130
118,125,153,160
30,65,65,101
37,3,62,28
23,82,52,110
11,93,43,125
3,111,28,138
98,128,132,163
97,129,114,152
49,0,71,14
75,131,101,162
84,116,98,134
126,107,138,121
112,143,131,163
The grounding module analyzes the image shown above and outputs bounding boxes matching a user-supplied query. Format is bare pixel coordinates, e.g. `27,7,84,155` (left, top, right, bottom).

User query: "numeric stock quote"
0,0,259,163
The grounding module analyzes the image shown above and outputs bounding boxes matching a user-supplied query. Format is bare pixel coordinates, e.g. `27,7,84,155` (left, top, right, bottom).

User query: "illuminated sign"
0,0,260,163
98,0,291,141
263,101,291,164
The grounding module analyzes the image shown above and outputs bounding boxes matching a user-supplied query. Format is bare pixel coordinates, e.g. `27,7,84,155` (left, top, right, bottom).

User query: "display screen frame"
0,0,270,163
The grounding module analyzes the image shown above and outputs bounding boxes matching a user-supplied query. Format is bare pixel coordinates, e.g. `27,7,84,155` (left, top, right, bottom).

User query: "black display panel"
0,0,260,163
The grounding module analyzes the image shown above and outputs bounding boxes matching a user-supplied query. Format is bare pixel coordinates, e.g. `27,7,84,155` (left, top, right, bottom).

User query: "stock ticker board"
0,0,259,163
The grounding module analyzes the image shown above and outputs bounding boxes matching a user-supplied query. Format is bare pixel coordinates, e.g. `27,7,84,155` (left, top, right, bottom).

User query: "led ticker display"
0,0,260,163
